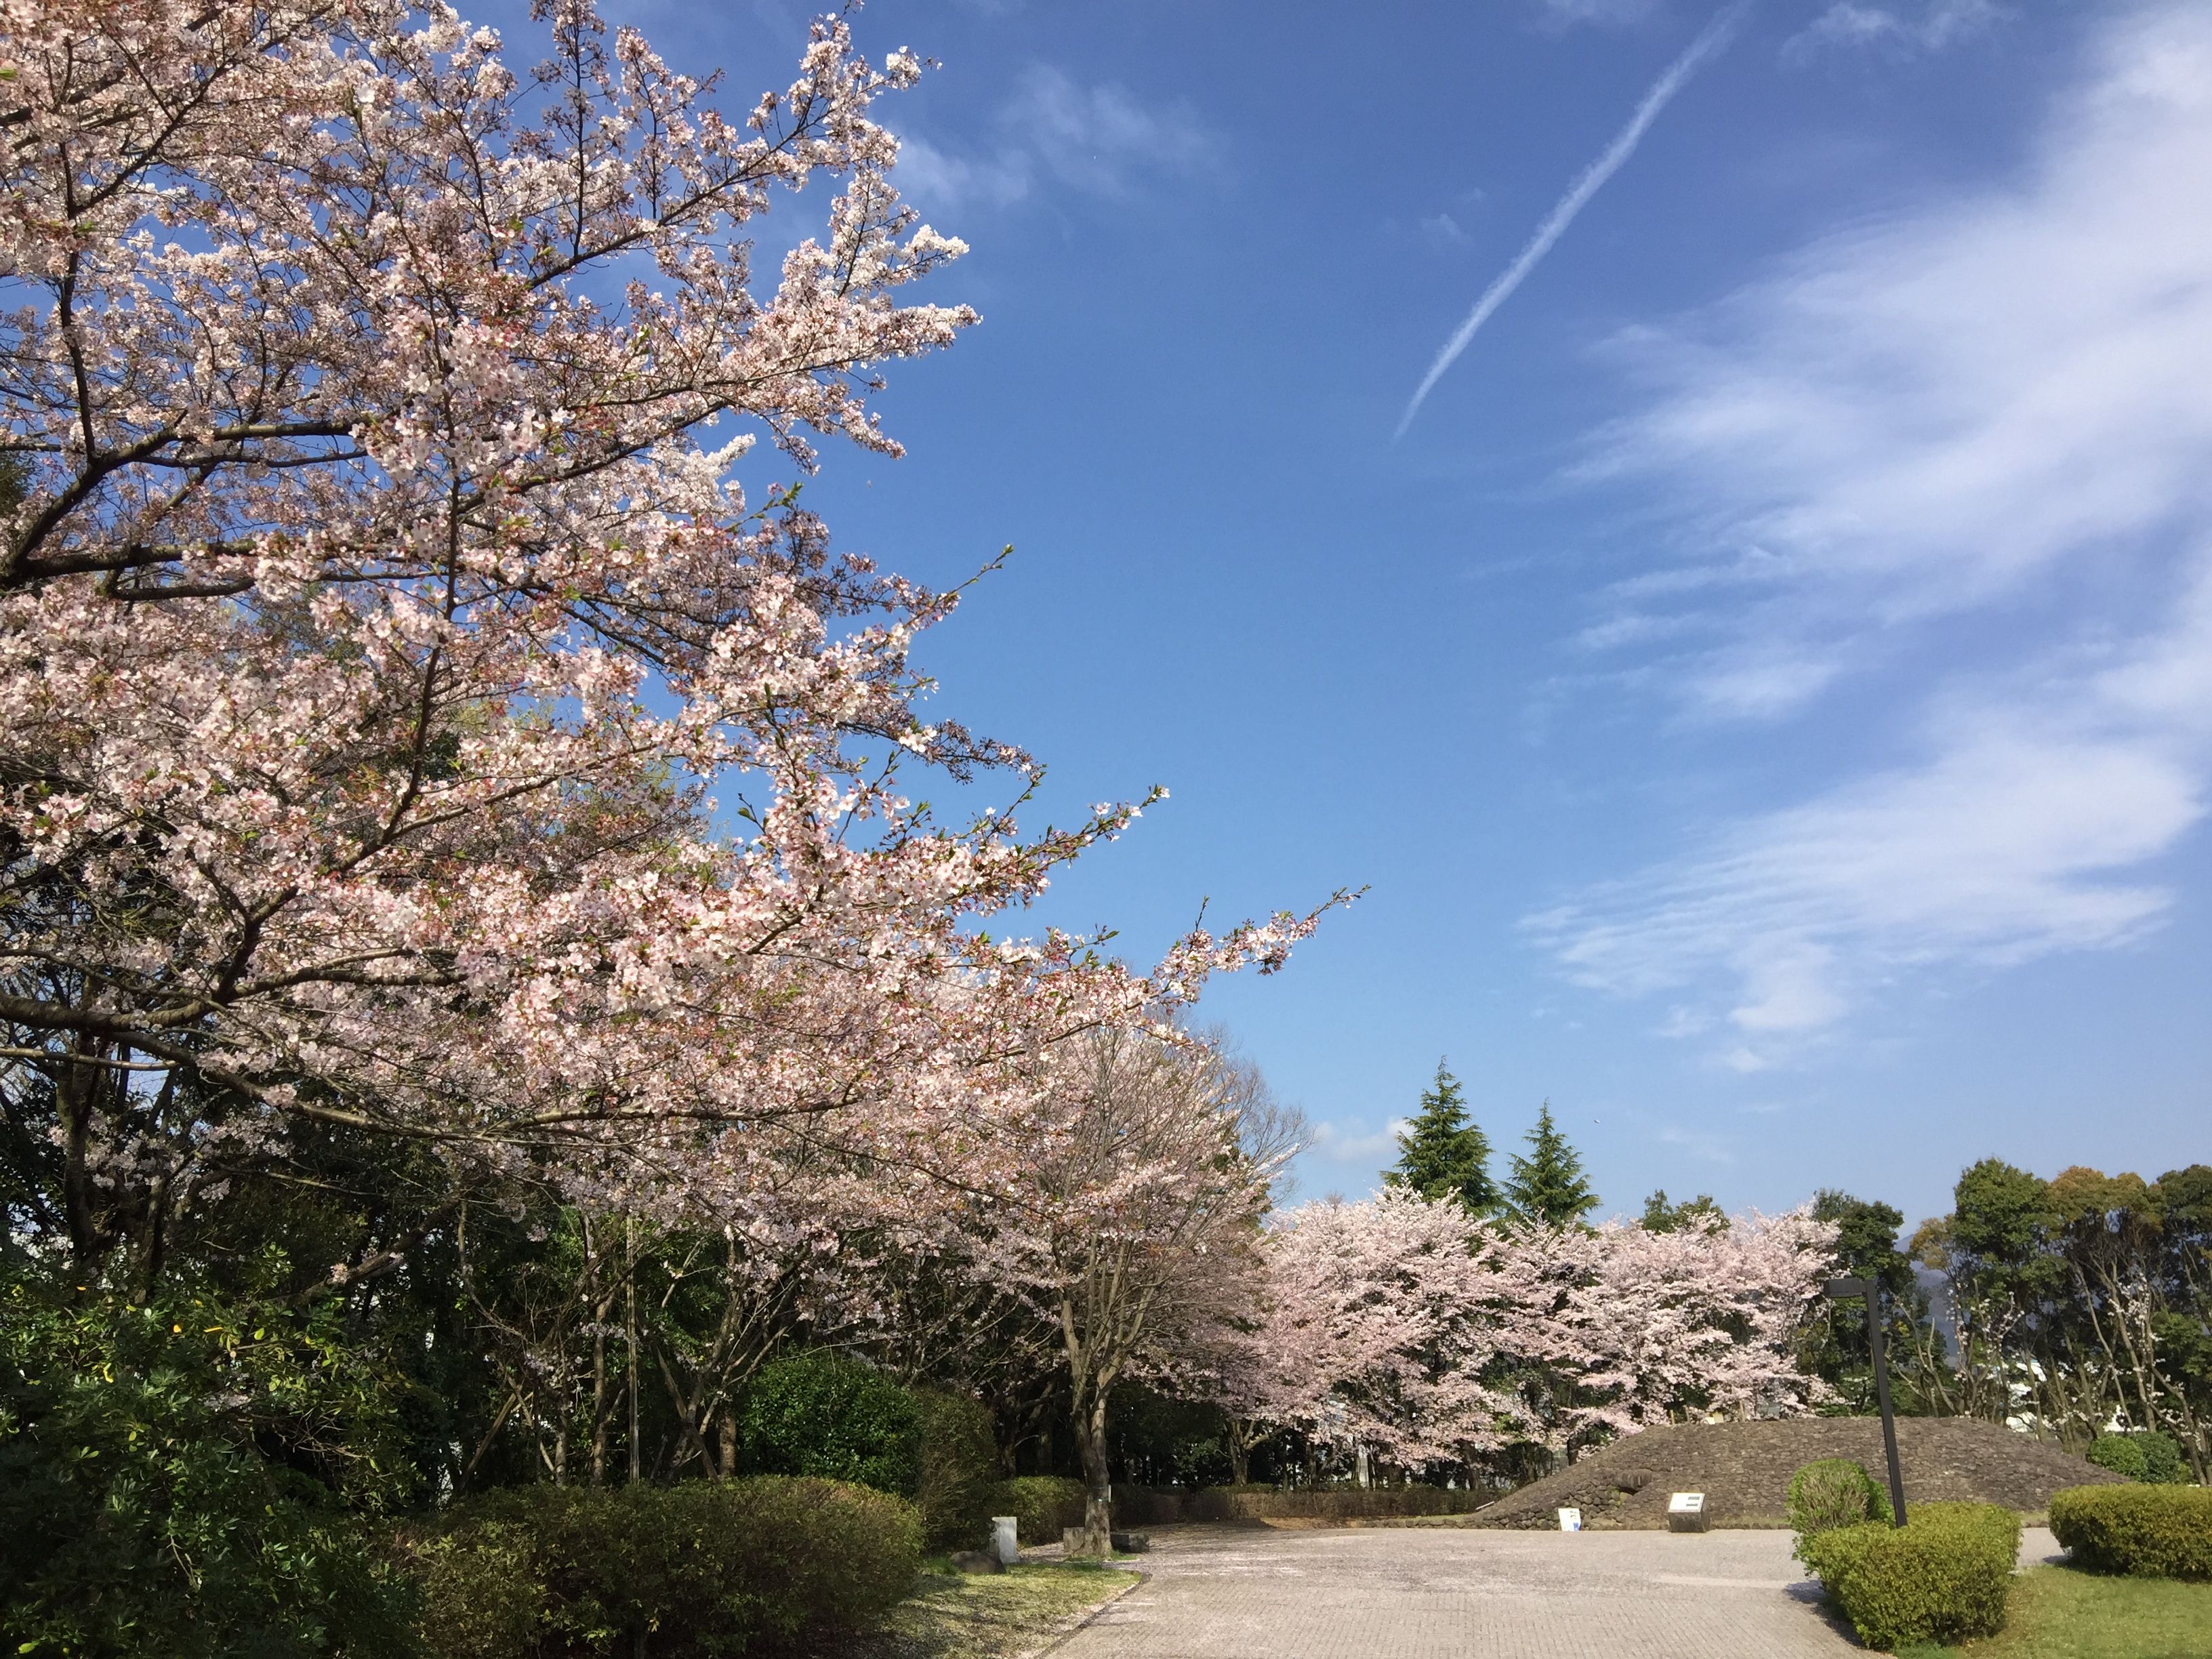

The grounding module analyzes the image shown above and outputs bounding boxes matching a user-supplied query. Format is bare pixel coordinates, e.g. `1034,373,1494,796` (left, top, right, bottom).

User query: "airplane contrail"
1395,2,1753,440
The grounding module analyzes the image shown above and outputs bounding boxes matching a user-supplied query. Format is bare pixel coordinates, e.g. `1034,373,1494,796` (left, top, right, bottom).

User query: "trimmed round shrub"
736,1351,922,1496
2087,1433,2151,1481
2049,1483,2212,1580
1799,1501,2020,1652
913,1390,1001,1553
1788,1458,1893,1555
2139,1432,2186,1485
988,1475,1088,1550
411,1475,923,1658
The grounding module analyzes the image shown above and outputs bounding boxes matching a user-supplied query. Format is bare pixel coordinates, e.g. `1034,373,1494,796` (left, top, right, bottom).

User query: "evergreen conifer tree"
1504,1102,1598,1228
1381,1061,1496,1212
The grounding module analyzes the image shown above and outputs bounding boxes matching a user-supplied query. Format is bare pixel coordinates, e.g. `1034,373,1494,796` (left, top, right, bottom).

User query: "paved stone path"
1055,1525,2066,1659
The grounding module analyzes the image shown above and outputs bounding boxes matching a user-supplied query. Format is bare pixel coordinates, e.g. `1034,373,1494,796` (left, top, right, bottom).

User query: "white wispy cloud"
1004,66,1209,196
1533,2,2212,1060
1785,0,2005,62
1397,3,1752,438
1307,1117,1412,1162
1536,0,1667,26
893,66,1209,211
893,134,1030,211
1420,211,1475,249
1576,0,2212,715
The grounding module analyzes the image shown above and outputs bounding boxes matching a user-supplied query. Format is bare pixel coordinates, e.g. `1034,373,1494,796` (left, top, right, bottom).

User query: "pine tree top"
1504,1101,1598,1229
1381,1059,1497,1214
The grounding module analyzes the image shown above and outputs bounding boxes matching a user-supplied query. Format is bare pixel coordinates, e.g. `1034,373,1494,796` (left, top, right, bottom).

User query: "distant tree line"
1374,1061,2212,1482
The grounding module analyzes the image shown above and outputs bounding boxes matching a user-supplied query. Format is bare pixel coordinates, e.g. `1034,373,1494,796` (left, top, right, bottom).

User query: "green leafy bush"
2049,1484,2212,1580
913,1390,1001,1553
0,1267,417,1659
411,1475,922,1658
2139,1432,2186,1486
988,1476,1088,1549
735,1351,921,1495
2088,1433,2151,1481
1799,1501,2020,1652
1787,1458,1893,1553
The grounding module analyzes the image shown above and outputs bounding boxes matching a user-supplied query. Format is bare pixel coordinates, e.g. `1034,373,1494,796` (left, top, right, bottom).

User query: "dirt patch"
1454,1418,2125,1530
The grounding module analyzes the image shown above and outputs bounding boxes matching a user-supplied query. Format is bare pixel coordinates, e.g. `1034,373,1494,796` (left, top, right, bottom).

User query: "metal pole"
1826,1277,1906,1528
1866,1290,1906,1528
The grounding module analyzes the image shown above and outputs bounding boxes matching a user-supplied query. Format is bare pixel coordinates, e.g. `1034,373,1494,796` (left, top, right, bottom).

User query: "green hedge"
411,1477,922,1658
1799,1501,2020,1652
2049,1484,2212,1580
1786,1458,1892,1552
2085,1431,2186,1485
1183,1485,1486,1522
736,1352,921,1496
989,1476,1088,1549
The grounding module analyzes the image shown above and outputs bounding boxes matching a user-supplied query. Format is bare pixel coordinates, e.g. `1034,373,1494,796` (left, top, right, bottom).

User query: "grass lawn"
1898,1564,2212,1659
854,1559,1141,1659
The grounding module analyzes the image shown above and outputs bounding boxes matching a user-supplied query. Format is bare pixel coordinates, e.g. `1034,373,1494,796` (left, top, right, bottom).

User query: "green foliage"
988,1476,1088,1548
1949,1160,2061,1303
1106,1381,1233,1488
1503,1102,1597,1228
1806,1189,1938,1412
2139,1431,2186,1485
736,1351,922,1496
2084,1431,2186,1485
2049,1483,2212,1580
2086,1433,2150,1481
1382,1060,1496,1213
1639,1189,1724,1233
913,1389,1001,1552
411,1475,922,1658
1799,1501,2020,1652
0,1266,417,1659
1787,1458,1893,1550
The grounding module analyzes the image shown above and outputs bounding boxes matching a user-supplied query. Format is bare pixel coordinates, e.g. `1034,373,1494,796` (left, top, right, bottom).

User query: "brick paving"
1052,1525,2064,1658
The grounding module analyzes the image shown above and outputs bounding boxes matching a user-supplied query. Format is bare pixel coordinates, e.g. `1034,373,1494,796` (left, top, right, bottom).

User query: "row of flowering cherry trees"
0,1,1844,1603
1184,1191,1839,1489
0,0,1331,1576
0,0,1327,1278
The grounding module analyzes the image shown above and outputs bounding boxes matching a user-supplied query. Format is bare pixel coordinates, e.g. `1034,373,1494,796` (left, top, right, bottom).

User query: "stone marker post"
992,1515,1019,1565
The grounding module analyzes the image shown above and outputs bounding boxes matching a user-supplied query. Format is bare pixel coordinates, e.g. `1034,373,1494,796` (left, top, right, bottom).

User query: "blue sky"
583,0,2212,1233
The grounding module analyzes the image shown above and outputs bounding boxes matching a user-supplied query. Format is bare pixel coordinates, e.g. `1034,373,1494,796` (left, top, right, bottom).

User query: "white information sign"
1668,1492,1706,1515
1557,1507,1582,1532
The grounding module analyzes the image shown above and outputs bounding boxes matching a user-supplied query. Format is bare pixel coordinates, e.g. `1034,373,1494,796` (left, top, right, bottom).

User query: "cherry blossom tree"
0,0,1330,1287
1235,1193,1837,1483
989,1027,1291,1552
1509,1209,1839,1452
1249,1189,1534,1478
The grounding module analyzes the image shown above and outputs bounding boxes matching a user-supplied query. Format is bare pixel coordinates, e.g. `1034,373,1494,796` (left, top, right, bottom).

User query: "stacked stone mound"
1462,1418,2125,1530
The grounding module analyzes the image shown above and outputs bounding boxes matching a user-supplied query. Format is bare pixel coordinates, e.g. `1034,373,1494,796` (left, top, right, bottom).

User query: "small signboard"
1667,1492,1711,1533
1557,1507,1582,1532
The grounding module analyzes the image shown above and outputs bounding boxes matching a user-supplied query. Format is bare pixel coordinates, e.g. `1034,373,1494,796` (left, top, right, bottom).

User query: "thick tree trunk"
1071,1390,1113,1555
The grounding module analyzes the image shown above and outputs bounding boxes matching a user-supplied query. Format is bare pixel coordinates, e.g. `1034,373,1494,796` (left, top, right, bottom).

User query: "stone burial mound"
1460,1418,2125,1530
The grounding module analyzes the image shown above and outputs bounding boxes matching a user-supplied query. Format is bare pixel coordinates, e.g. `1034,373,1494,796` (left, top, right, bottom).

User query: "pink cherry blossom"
0,1,1337,1273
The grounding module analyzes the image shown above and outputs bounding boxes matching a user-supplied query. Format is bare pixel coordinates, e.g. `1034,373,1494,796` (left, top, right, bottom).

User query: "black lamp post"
1825,1276,1906,1527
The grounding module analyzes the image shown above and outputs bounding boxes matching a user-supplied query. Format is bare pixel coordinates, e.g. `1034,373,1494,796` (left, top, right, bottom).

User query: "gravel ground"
1049,1523,2067,1659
